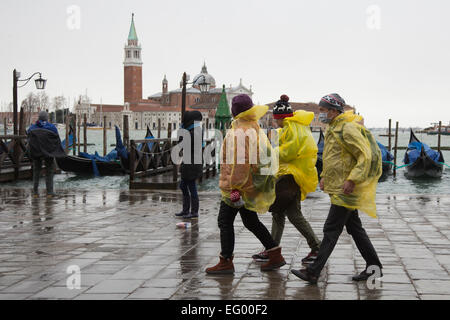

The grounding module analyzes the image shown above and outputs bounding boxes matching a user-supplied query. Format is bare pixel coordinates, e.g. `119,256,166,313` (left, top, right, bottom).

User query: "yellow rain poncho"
275,110,318,201
219,105,277,213
322,111,382,218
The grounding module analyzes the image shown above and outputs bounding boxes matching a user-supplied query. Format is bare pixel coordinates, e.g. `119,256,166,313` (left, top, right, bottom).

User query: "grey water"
2,128,449,194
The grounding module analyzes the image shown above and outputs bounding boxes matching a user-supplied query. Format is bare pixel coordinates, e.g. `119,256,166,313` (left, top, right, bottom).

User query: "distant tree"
52,95,67,112
21,92,40,113
36,91,50,112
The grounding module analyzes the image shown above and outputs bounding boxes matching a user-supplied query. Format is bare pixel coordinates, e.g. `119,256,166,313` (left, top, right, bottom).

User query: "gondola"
55,152,125,176
315,129,324,178
56,126,154,176
403,129,444,178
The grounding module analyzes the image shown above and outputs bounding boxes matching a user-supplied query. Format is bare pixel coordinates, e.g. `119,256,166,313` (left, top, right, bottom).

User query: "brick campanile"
124,13,143,104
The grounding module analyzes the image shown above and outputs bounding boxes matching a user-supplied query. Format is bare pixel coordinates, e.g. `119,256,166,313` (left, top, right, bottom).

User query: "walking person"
175,111,203,219
252,95,321,264
206,94,286,274
291,93,383,284
27,111,65,198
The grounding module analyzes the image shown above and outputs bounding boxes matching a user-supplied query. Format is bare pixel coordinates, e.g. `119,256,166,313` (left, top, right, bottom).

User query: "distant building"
75,14,253,131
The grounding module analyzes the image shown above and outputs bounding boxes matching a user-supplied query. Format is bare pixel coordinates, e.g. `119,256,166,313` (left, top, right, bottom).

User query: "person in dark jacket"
27,111,65,198
175,111,204,219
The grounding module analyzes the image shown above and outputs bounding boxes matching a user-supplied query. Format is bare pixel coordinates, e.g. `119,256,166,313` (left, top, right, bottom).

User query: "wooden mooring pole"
83,114,87,153
72,114,77,156
77,116,81,154
3,117,7,136
157,119,161,138
123,115,129,150
65,115,69,154
167,122,172,140
388,119,392,151
103,115,107,156
393,121,399,178
129,140,136,183
438,121,442,154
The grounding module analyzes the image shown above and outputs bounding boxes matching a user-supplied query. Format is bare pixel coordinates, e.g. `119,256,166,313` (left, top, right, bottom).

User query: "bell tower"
162,75,168,94
124,13,143,104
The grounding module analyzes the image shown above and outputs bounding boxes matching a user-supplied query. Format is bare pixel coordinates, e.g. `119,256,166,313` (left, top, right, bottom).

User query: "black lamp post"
13,69,47,135
181,72,210,124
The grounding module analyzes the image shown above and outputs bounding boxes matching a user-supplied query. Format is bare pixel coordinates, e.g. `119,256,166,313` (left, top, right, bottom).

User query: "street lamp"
181,72,210,123
13,69,47,135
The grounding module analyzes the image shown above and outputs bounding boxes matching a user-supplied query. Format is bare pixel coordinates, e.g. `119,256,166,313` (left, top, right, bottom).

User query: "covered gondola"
315,129,324,178
377,142,394,177
404,130,444,178
56,126,154,176
55,153,125,176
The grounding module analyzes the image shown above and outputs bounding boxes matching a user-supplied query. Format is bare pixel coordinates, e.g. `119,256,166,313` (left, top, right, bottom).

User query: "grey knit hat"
38,111,49,121
319,93,346,112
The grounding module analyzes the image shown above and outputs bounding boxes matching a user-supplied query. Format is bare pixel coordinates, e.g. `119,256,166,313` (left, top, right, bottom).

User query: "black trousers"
218,201,277,259
33,157,54,194
307,204,382,277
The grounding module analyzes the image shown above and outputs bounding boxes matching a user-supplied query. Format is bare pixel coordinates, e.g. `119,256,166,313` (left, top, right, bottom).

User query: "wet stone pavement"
0,187,449,300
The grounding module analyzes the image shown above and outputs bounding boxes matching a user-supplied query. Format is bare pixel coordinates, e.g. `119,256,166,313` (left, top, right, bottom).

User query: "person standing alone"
27,111,65,198
175,111,204,219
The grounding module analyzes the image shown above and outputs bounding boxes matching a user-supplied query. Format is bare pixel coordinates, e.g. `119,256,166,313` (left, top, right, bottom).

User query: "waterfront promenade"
0,187,449,300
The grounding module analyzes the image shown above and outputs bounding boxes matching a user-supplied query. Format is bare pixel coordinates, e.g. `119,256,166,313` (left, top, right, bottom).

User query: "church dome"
192,63,216,89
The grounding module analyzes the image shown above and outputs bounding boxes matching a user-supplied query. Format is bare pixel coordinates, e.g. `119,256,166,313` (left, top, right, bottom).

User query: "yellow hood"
234,105,268,122
332,110,364,125
284,110,315,126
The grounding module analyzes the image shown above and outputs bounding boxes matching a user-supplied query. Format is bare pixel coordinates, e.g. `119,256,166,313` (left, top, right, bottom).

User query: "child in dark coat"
175,111,204,219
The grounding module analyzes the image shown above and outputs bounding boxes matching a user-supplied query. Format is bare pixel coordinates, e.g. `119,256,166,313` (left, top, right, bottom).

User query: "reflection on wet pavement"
0,187,449,300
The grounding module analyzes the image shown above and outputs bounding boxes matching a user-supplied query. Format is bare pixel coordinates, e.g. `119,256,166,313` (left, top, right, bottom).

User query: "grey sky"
1,0,449,127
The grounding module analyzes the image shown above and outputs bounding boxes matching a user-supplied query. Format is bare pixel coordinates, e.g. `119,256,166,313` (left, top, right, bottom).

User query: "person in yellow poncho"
251,95,321,265
291,93,383,285
205,94,286,275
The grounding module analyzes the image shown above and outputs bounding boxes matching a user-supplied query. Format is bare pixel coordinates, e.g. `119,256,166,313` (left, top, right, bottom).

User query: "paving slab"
0,188,449,300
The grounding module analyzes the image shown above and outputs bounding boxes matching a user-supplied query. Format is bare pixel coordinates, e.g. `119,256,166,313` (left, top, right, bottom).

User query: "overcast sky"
1,0,449,127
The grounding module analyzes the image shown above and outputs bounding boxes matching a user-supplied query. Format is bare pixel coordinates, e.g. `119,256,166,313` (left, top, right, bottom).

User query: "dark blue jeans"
179,179,199,214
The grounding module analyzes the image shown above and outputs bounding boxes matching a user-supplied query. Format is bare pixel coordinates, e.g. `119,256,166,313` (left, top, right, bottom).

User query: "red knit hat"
273,95,294,119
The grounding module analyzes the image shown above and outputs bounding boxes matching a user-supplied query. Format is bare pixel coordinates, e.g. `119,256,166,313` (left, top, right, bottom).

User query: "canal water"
2,128,449,194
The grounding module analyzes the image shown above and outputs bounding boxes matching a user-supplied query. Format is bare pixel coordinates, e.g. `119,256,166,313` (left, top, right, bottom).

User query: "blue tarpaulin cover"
79,150,119,163
377,142,394,162
404,141,440,164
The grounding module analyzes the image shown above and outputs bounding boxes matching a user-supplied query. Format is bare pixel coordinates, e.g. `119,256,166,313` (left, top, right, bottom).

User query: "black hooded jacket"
180,111,204,181
27,128,66,160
